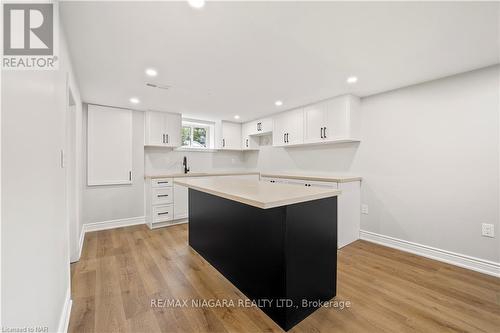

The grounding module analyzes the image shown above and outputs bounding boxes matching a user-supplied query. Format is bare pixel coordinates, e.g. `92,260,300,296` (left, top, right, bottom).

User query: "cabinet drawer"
153,204,173,223
285,179,338,189
152,187,173,205
261,177,287,184
152,178,173,187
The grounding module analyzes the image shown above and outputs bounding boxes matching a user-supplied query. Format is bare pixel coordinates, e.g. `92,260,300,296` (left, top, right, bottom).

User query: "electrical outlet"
361,204,369,215
481,223,495,238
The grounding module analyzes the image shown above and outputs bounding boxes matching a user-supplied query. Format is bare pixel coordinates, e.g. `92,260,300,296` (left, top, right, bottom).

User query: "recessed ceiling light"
234,115,240,120
347,76,358,84
129,97,140,104
187,0,205,9
275,100,283,106
145,68,158,77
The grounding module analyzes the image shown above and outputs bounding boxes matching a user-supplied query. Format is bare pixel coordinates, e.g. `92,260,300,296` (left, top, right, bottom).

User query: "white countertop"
145,171,259,179
260,172,362,183
174,178,341,209
145,171,361,183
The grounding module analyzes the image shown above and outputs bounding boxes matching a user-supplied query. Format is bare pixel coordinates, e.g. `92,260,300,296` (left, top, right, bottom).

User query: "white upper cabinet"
272,108,304,147
145,111,181,147
325,95,360,141
303,95,361,144
241,122,259,150
220,121,242,150
246,117,273,136
303,101,328,143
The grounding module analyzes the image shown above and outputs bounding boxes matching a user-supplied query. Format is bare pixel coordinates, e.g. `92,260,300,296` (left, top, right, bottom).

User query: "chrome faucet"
183,156,190,174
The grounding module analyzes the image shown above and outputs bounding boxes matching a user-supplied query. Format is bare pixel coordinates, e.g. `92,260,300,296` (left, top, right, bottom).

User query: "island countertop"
174,177,341,209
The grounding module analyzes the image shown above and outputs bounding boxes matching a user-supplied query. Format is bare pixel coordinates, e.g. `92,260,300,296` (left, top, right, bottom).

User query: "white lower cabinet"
153,204,173,223
146,177,188,229
260,176,360,248
173,183,188,220
147,174,260,229
336,181,361,248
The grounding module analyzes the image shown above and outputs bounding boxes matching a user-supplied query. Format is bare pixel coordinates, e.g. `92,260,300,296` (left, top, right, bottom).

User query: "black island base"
188,189,338,331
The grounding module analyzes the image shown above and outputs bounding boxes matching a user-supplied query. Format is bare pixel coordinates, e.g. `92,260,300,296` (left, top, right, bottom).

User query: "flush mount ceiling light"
234,115,240,120
145,68,158,77
275,100,283,107
129,97,140,104
346,76,358,84
187,0,205,9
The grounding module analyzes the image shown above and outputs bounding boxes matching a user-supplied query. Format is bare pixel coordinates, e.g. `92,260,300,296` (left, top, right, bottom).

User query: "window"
181,120,214,149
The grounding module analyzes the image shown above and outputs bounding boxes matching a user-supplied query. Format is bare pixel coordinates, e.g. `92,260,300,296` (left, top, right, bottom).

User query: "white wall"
244,136,359,173
1,21,81,332
354,66,499,263
82,104,144,224
245,66,499,263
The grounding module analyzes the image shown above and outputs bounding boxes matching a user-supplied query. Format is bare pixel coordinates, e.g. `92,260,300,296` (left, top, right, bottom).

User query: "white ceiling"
60,1,499,122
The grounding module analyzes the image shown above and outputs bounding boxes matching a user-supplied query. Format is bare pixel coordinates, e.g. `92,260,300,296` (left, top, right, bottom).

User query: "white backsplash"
145,147,248,175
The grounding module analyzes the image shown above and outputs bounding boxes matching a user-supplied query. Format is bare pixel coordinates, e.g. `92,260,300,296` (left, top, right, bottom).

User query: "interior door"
304,103,325,143
147,111,167,145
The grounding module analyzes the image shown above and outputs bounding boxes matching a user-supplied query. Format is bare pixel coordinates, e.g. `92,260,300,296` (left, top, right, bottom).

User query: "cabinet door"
146,111,167,146
165,113,181,147
304,102,326,143
337,181,360,248
241,122,258,150
285,108,304,145
173,183,189,220
259,117,273,134
222,121,241,150
245,120,259,136
325,96,350,140
272,113,287,147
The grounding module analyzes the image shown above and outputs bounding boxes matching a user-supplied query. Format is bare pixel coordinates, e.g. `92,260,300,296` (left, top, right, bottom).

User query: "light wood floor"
69,224,500,333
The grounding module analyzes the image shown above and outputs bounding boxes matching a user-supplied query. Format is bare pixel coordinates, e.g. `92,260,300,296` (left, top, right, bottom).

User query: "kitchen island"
174,178,341,331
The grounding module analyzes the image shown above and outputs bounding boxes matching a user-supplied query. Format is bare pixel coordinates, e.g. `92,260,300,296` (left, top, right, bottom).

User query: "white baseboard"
77,227,85,261
360,230,500,278
73,216,145,262
83,216,145,233
57,287,72,333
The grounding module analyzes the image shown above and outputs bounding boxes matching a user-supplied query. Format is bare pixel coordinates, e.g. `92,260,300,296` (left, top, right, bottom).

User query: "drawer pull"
157,212,169,215
157,181,170,184
157,194,169,197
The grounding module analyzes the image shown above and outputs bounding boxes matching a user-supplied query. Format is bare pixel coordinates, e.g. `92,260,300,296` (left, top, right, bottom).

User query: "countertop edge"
174,179,341,209
260,173,362,183
145,172,260,179
145,171,362,183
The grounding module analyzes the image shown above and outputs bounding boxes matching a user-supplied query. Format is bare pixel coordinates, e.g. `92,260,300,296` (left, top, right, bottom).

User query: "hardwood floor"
69,224,500,333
